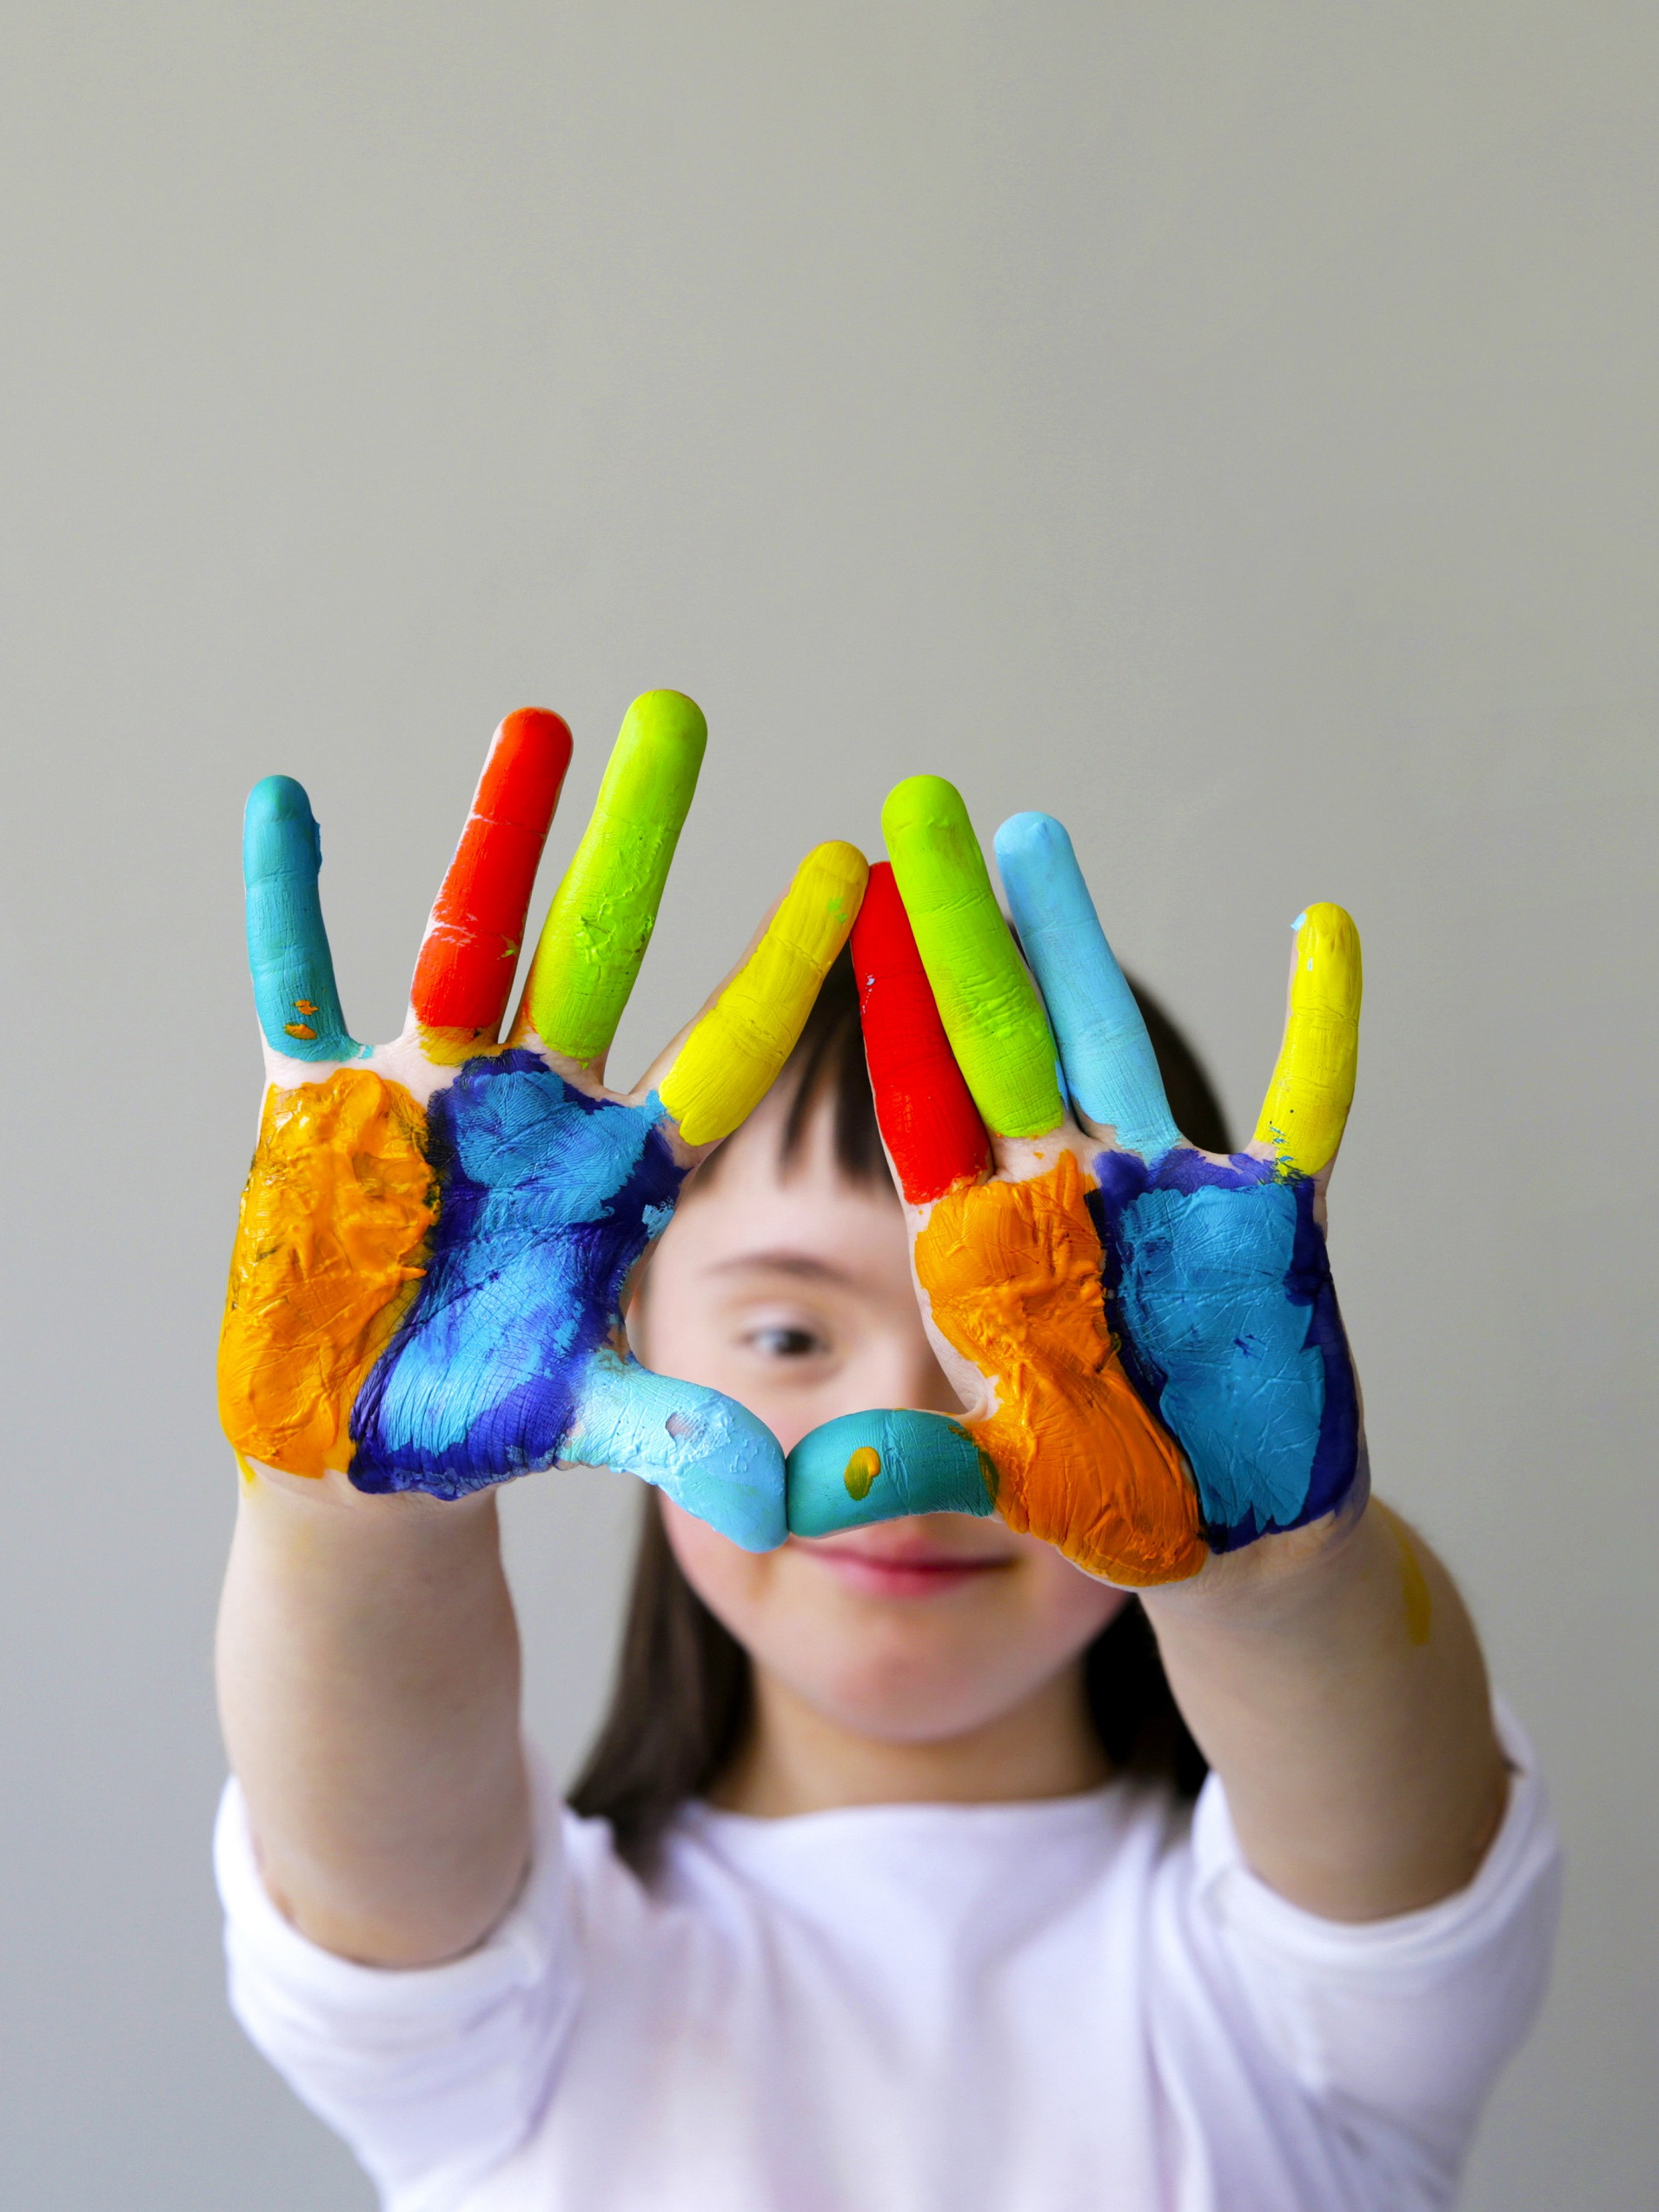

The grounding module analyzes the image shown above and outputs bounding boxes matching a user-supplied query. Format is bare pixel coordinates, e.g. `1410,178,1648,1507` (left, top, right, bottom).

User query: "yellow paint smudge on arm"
914,1152,1205,1586
218,1070,436,1479
660,842,868,1146
1377,1503,1434,1646
1251,903,1362,1177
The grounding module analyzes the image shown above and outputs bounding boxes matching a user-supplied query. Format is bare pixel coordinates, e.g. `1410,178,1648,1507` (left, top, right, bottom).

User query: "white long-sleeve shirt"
216,1703,1557,2212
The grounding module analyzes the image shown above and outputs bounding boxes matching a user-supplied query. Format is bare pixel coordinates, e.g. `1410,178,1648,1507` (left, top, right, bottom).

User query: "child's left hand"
786,778,1364,1587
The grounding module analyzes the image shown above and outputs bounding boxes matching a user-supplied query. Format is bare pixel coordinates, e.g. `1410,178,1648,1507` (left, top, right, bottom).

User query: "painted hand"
219,695,867,1548
786,779,1362,1586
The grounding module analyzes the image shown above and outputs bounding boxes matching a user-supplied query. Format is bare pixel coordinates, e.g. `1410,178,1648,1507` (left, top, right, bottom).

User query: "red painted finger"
411,709,574,1032
852,862,991,1204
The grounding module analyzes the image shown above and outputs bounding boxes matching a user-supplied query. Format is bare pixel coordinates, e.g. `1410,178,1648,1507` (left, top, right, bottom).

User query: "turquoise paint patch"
786,1408,994,1536
570,1345,786,1552
1106,1179,1324,1530
995,812,1181,1160
243,776,362,1062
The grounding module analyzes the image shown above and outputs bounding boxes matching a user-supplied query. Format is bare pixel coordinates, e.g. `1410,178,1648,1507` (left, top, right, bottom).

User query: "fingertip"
993,811,1072,874
624,689,708,767
243,777,320,883
881,773,968,848
1291,903,1364,1008
800,838,870,911
495,707,574,790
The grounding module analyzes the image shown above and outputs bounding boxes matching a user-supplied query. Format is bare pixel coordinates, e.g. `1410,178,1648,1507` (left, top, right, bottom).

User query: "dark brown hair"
570,949,1228,1871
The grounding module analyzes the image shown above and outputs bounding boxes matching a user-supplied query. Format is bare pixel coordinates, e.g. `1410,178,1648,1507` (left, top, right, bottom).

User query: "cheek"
1022,1552,1132,1660
660,1497,781,1642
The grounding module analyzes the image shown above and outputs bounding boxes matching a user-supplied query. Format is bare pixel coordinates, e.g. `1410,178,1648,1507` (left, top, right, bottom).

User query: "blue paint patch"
786,1409,996,1536
242,777,362,1061
568,1346,786,1551
1092,1147,1358,1548
349,1060,685,1497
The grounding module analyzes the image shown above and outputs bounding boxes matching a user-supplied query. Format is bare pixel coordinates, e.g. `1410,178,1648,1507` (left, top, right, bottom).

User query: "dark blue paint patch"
349,1054,685,1498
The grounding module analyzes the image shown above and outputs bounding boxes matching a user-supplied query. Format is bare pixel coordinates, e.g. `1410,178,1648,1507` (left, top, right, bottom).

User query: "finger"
243,776,362,1061
522,691,707,1066
565,1346,786,1551
1251,903,1363,1176
786,1409,996,1536
657,841,869,1147
410,708,573,1036
881,776,1063,1140
851,862,991,1202
993,812,1181,1161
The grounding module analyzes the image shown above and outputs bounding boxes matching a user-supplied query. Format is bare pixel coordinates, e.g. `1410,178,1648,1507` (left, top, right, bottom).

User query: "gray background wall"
1,3,1652,2204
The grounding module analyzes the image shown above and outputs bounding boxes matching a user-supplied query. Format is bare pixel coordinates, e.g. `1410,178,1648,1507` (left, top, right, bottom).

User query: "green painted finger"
881,776,1063,1139
524,692,707,1064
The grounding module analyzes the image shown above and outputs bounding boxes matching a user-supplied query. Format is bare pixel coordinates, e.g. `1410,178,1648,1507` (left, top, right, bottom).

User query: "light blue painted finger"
786,1409,996,1536
566,1345,786,1551
243,777,362,1061
994,812,1181,1161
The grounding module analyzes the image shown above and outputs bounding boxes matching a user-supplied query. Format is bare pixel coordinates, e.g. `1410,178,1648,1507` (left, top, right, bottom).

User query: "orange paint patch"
914,1150,1205,1586
417,1023,507,1068
218,1070,437,1479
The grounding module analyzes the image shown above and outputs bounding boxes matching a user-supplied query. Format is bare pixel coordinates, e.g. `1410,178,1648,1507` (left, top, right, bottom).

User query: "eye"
747,1322,830,1361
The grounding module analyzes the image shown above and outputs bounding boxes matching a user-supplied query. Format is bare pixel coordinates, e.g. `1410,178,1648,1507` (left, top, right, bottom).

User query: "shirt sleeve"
1186,1696,1561,2184
215,1752,585,2212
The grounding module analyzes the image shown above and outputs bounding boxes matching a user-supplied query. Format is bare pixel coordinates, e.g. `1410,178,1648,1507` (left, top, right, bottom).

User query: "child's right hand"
218,693,866,1551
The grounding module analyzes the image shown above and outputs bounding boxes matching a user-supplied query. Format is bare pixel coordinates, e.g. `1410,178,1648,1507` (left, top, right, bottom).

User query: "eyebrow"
704,1249,862,1288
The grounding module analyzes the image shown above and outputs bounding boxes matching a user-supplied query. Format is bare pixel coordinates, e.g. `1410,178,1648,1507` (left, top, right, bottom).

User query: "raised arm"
789,785,1504,1919
217,696,866,1965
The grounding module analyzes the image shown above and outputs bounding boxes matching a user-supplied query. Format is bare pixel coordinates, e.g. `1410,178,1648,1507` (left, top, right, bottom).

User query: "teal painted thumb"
786,1409,997,1536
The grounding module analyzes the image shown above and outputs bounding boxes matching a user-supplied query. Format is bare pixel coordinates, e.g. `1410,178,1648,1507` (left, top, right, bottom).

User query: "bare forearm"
216,1467,530,1967
1143,1498,1506,1921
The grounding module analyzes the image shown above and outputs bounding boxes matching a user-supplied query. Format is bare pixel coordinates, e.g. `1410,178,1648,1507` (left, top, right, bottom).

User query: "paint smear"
1092,1147,1358,1547
218,1070,436,1477
844,1446,881,1500
525,692,707,1066
242,777,362,1063
786,1408,996,1535
348,1056,684,1495
660,841,868,1146
852,861,991,1203
882,776,1062,1141
993,811,1184,1162
1251,903,1362,1177
410,708,572,1035
915,1150,1205,1585
1380,1506,1433,1645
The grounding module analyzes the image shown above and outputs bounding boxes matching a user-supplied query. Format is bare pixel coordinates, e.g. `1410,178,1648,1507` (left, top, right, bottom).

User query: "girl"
215,697,1557,2211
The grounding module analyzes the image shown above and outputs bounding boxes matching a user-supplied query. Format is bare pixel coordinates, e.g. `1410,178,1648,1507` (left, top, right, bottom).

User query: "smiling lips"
800,1533,1014,1601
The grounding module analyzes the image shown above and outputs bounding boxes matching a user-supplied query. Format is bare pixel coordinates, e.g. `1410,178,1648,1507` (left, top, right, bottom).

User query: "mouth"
793,1532,1015,1600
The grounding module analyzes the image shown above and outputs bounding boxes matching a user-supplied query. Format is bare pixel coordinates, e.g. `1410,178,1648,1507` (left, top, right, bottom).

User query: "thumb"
786,1409,997,1536
564,1348,786,1552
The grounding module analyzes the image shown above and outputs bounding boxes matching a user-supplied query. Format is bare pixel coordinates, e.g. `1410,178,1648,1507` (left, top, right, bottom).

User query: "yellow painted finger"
660,842,869,1145
1251,903,1362,1176
522,691,707,1064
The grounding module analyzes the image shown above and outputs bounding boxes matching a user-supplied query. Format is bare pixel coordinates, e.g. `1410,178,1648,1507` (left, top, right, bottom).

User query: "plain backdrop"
1,4,1654,2205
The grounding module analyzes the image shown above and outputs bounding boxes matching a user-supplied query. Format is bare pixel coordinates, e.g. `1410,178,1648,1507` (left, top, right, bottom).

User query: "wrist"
1138,1474,1374,1633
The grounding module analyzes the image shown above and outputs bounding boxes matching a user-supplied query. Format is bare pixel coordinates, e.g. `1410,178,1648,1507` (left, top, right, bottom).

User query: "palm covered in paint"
788,778,1363,1586
219,693,866,1550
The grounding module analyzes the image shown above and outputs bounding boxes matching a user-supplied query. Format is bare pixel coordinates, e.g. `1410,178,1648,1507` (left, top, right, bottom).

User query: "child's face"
634,1087,1125,1749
